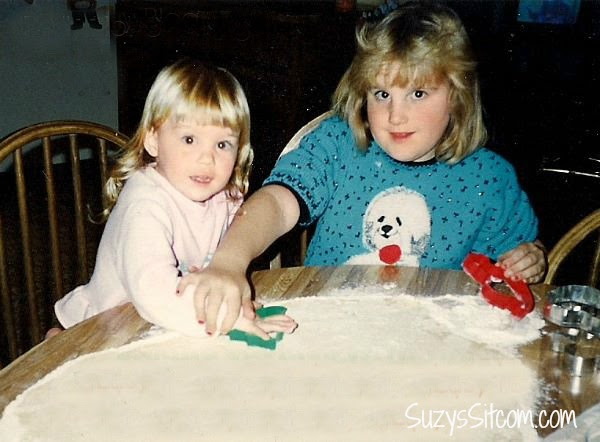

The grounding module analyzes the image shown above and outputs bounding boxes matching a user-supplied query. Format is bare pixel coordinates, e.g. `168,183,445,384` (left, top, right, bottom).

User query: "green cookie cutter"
227,305,288,350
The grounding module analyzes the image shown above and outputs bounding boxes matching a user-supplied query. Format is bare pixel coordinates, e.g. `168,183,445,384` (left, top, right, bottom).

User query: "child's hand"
233,311,298,341
177,266,255,335
497,240,547,284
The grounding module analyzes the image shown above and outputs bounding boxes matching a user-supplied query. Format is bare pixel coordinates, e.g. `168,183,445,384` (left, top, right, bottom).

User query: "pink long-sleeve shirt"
55,166,242,336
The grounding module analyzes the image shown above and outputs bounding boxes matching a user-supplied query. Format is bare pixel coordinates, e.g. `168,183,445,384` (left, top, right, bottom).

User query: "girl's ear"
144,128,159,157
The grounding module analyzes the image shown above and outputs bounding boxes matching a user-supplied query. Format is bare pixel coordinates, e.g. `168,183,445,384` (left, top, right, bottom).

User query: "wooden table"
0,265,597,437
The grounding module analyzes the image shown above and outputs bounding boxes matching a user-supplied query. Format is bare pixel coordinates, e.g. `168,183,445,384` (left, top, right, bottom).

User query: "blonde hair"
332,2,486,163
104,59,253,215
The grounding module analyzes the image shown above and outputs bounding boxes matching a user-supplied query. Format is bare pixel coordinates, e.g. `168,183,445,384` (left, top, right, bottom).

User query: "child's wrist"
211,252,249,274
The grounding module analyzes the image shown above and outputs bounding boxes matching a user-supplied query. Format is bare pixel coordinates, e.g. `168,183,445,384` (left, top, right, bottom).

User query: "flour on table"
0,289,544,441
418,293,544,355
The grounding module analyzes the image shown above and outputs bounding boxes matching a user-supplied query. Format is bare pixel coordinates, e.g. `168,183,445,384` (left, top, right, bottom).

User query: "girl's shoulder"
119,168,165,200
324,114,352,133
461,147,516,175
296,114,355,155
115,168,181,215
105,170,173,229
303,114,351,140
274,114,356,163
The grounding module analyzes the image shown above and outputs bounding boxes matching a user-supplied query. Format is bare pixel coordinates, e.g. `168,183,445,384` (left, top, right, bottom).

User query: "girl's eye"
373,90,390,101
182,136,194,144
217,141,231,150
413,90,427,99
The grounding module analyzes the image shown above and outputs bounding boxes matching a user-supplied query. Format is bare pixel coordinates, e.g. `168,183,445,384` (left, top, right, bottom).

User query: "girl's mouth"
390,132,414,142
191,175,212,184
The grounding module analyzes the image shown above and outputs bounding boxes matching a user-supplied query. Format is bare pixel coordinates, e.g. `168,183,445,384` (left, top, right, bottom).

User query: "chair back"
544,208,600,288
269,111,333,268
0,121,128,364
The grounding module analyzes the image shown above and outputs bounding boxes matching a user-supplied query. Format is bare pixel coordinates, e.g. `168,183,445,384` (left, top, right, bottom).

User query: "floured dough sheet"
0,293,543,442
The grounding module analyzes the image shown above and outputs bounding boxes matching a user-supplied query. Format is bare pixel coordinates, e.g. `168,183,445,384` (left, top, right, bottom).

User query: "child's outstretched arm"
177,184,300,335
497,240,547,284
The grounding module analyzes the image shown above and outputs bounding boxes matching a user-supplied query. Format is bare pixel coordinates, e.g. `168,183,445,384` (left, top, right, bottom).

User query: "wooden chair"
0,121,128,364
269,111,333,269
544,208,600,288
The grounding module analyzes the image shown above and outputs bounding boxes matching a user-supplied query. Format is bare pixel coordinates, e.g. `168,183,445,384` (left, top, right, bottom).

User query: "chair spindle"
0,214,18,360
43,136,64,303
15,149,42,345
69,134,88,282
98,139,109,210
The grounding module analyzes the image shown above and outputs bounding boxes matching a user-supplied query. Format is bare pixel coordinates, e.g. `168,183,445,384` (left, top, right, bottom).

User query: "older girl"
179,3,546,335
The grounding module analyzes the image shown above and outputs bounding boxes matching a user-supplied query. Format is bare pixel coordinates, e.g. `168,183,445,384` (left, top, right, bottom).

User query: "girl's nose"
388,102,408,125
196,146,215,164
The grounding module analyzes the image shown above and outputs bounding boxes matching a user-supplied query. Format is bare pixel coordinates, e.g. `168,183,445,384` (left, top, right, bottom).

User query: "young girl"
51,59,296,339
178,3,547,335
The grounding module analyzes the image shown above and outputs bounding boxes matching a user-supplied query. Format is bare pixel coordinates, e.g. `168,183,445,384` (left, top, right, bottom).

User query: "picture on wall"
517,0,580,25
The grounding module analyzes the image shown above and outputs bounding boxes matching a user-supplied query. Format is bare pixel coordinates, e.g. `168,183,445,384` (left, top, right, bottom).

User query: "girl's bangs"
172,94,244,132
374,58,444,89
406,64,445,88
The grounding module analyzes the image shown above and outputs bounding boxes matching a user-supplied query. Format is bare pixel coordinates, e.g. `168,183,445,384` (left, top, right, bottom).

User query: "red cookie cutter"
462,252,535,319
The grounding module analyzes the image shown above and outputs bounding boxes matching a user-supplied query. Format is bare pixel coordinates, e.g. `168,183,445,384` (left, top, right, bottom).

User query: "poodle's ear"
363,220,375,249
411,234,431,256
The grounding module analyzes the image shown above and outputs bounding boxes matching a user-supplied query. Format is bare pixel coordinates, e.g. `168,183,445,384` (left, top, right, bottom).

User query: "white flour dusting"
321,287,544,355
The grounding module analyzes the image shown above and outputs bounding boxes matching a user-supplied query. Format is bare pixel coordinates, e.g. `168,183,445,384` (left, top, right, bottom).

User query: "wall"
0,0,118,142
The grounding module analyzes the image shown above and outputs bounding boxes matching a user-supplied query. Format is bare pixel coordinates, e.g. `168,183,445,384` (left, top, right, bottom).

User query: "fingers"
498,245,527,269
243,295,257,320
523,272,543,284
245,323,271,341
185,267,259,336
519,256,546,284
219,296,242,334
499,242,546,283
177,271,202,297
228,309,298,343
244,315,298,341
502,252,534,278
176,277,190,297
258,315,298,334
204,293,223,335
193,284,210,326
